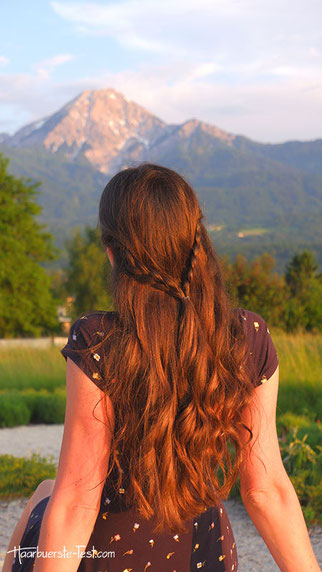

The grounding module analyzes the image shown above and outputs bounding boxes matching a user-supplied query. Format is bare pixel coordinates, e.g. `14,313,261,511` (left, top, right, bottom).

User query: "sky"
0,0,322,143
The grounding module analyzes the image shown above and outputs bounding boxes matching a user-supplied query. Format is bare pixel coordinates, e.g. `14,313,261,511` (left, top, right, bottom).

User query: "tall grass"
0,332,321,426
0,332,321,404
0,346,66,392
273,332,322,420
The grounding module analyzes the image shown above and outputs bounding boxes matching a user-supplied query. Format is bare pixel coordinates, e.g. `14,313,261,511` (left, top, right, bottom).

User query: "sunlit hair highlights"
82,163,255,534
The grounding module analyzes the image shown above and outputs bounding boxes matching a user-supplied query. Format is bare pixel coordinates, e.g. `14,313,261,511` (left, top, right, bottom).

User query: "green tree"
64,225,113,318
286,250,318,297
0,153,60,337
285,251,322,332
223,252,286,326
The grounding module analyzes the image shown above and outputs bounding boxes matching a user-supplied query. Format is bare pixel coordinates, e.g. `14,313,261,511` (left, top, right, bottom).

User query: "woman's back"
56,305,278,571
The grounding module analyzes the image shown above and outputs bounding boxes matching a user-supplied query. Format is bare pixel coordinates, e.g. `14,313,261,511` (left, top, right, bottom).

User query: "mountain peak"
178,118,235,145
73,87,129,104
7,88,166,173
6,88,236,173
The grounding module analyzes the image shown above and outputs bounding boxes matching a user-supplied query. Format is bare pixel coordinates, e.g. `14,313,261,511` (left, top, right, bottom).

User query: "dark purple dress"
12,307,278,572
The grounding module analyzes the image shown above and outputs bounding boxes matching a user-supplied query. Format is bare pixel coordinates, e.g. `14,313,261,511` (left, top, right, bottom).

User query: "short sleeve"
254,318,279,386
237,308,279,388
61,313,106,391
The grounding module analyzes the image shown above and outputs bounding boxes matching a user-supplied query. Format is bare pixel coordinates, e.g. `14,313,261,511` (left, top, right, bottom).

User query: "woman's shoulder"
233,307,279,386
62,311,118,390
233,306,268,331
67,310,118,351
233,306,273,345
71,310,118,334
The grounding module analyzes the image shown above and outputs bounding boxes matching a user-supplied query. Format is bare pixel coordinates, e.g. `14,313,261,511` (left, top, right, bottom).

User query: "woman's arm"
33,357,114,571
239,366,321,572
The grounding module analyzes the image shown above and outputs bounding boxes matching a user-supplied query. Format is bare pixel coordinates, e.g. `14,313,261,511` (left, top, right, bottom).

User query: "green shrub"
277,383,322,420
30,393,65,423
0,393,31,427
0,453,57,498
280,428,322,524
0,389,66,427
277,413,322,450
20,389,66,423
229,424,322,525
277,412,312,432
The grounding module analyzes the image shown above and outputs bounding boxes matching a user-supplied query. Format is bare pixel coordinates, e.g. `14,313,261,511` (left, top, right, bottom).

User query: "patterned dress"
12,307,278,572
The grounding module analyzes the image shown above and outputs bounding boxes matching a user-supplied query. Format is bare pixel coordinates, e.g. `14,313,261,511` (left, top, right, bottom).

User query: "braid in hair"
118,217,202,302
122,246,186,301
180,218,202,299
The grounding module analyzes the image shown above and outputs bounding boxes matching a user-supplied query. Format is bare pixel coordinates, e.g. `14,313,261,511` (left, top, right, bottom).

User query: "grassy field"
0,331,321,417
274,331,322,420
0,345,65,392
236,227,269,237
0,332,321,523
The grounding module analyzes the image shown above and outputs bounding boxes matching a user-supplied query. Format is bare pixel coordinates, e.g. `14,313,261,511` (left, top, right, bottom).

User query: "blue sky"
1,0,322,143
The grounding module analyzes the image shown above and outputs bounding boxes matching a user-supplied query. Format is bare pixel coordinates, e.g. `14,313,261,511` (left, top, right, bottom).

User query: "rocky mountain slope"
6,89,168,174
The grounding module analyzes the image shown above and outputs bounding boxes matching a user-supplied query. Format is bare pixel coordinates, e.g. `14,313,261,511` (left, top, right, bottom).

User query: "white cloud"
184,62,222,82
50,0,183,54
0,55,9,66
49,0,322,67
42,54,75,67
266,65,322,80
309,47,322,59
35,53,75,79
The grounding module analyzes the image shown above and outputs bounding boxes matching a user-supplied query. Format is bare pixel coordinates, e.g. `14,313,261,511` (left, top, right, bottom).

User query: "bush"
229,422,322,525
277,382,322,421
29,393,66,424
0,393,31,427
0,453,57,498
277,413,322,450
280,428,322,524
20,389,66,424
0,389,66,427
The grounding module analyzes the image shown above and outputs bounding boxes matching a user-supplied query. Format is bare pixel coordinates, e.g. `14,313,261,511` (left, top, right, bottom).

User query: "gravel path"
1,424,321,571
0,424,64,465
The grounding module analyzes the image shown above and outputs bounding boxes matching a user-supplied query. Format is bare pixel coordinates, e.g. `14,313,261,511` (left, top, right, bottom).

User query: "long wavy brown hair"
76,163,255,534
